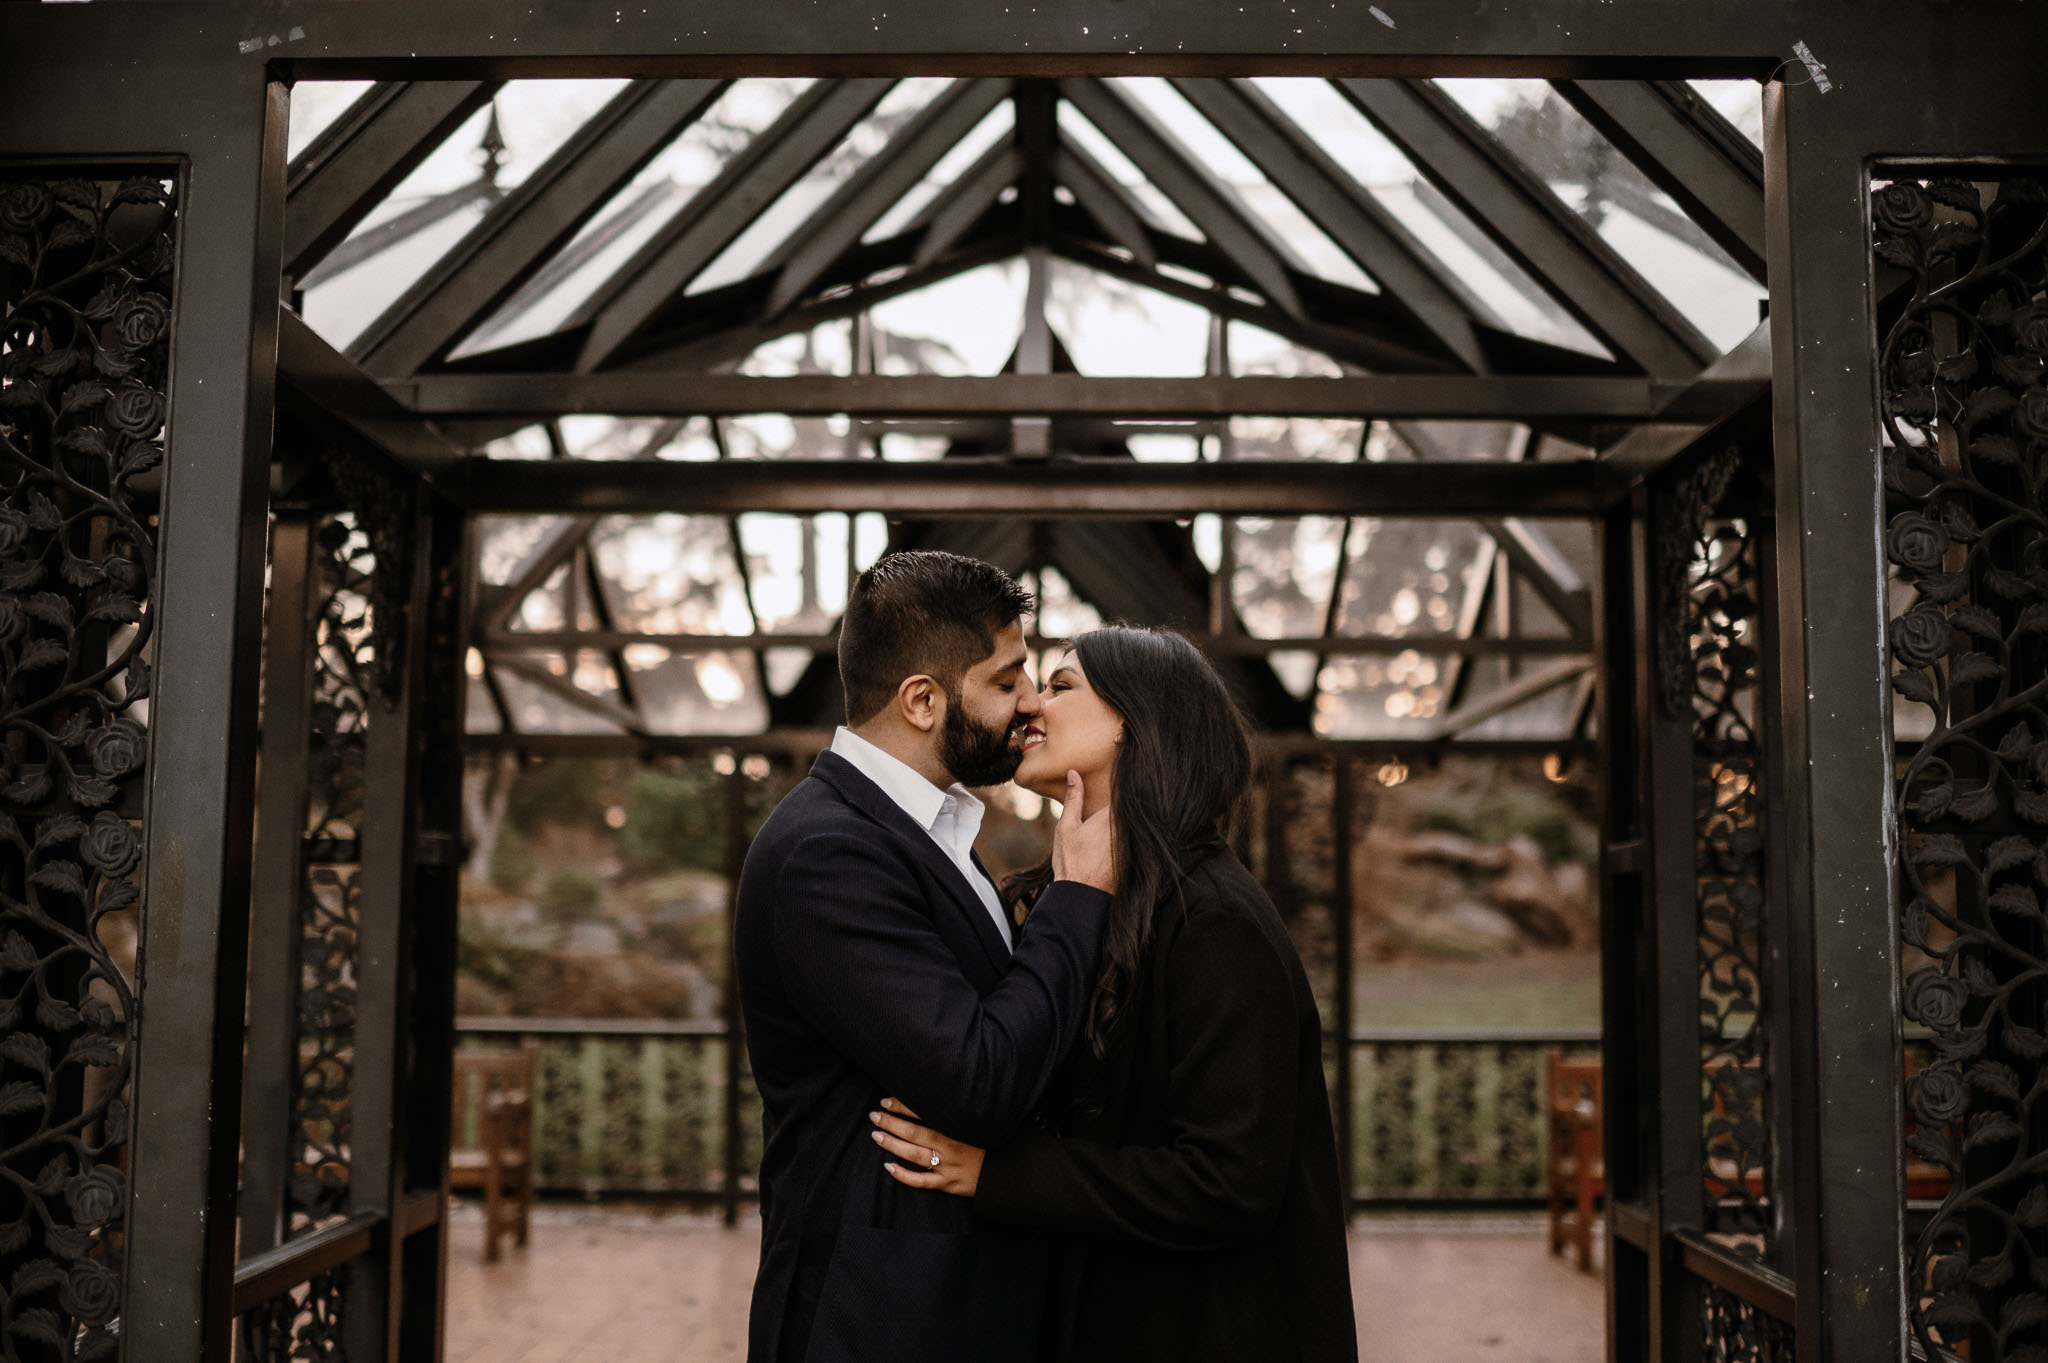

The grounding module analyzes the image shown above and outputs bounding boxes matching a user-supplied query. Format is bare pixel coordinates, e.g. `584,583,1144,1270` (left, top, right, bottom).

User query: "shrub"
539,867,605,928
1419,786,1595,867
488,826,537,894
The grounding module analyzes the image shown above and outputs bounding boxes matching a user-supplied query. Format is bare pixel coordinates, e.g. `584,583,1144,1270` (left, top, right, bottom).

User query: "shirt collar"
829,726,984,842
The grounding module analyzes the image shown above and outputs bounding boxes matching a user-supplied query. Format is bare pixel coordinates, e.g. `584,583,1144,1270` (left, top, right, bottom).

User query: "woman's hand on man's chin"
870,1098,985,1197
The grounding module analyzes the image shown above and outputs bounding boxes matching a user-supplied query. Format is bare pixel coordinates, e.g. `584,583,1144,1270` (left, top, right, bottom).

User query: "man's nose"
1015,684,1042,716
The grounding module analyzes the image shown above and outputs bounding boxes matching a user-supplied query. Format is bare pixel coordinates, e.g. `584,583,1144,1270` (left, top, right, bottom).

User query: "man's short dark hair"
837,551,1034,725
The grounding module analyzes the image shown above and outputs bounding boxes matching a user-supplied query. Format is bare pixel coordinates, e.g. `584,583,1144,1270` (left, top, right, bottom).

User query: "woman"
869,625,1357,1362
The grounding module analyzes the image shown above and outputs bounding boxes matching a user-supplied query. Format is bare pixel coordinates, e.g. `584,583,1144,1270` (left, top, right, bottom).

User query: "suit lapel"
810,752,1013,977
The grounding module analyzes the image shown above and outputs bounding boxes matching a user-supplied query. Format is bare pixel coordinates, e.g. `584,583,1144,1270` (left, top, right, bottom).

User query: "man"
735,550,1114,1363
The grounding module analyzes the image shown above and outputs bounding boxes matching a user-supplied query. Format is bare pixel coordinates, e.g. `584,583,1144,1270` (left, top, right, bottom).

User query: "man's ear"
896,674,942,733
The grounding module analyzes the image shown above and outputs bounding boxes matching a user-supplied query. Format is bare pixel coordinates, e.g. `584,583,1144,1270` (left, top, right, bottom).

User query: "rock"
1388,898,1524,959
562,920,622,955
1487,834,1578,947
1386,829,1509,871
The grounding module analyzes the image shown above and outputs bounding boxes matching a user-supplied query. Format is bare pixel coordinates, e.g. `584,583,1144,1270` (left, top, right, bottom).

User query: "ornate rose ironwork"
1,170,175,1363
1876,172,2048,1362
1702,1283,1794,1363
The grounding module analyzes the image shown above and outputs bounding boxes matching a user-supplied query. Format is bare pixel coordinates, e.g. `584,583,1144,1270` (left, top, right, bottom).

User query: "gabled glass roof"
283,72,1749,747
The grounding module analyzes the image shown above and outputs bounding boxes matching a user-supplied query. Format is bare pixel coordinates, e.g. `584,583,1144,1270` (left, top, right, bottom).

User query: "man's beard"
939,695,1023,787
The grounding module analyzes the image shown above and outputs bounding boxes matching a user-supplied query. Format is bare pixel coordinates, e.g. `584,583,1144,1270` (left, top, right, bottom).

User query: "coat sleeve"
772,830,1108,1148
974,905,1304,1251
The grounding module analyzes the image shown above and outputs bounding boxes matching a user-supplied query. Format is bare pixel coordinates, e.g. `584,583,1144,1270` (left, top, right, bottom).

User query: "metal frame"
8,4,2048,1360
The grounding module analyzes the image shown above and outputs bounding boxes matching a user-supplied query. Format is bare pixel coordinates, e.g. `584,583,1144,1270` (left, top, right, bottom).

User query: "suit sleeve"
772,831,1108,1148
973,907,1302,1251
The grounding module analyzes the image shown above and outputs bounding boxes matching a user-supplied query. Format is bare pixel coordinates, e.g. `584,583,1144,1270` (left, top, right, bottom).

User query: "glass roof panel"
452,79,814,357
1113,78,1377,293
1232,516,1350,639
1433,79,1765,353
475,514,572,585
287,81,377,162
1249,78,1610,359
300,81,632,350
738,320,854,376
479,424,555,460
1688,80,1764,148
865,99,1018,244
487,656,628,735
690,78,955,295
1046,259,1209,377
1029,566,1105,639
623,649,770,735
718,413,853,460
869,258,1028,375
588,515,754,635
1055,102,1205,241
737,513,854,634
647,416,723,462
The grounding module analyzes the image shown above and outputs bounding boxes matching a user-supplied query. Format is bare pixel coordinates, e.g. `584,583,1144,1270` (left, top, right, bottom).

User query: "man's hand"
1049,769,1116,893
873,1099,985,1197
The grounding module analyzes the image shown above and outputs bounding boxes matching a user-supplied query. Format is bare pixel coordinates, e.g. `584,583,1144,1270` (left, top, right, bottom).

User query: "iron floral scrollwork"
1,172,175,1362
1701,1284,1795,1363
1682,495,1776,1256
286,516,376,1237
1876,173,2048,1363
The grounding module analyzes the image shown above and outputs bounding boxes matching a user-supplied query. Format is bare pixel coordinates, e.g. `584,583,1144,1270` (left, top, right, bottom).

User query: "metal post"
1761,80,1905,1363
722,767,749,1226
1330,758,1358,1215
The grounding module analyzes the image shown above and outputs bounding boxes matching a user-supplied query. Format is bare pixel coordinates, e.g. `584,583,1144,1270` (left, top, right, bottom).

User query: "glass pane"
1113,78,1376,292
1433,79,1765,352
624,649,770,734
1250,78,1611,359
1334,519,1491,641
718,413,850,460
454,79,815,356
1046,258,1209,376
691,78,955,294
1031,565,1104,639
870,258,1027,375
737,320,854,376
738,513,853,633
1233,516,1350,638
1055,102,1205,241
475,514,571,586
589,515,754,634
301,80,632,350
865,99,1017,243
488,657,627,734
1687,80,1764,148
287,81,376,162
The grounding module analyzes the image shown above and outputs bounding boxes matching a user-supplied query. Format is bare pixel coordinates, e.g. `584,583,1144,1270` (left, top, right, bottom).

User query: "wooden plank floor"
445,1204,1604,1362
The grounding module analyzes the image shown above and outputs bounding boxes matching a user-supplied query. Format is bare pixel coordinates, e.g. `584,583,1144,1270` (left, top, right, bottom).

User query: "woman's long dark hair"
1004,625,1253,1057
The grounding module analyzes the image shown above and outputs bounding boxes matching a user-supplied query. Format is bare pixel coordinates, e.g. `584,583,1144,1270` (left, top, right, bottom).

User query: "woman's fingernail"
880,1097,895,1110
868,1110,881,1123
870,1130,883,1143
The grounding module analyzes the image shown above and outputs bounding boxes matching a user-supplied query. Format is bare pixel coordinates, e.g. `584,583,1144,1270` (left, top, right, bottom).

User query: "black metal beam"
394,371,1683,420
1553,79,1765,280
912,142,1023,267
471,626,1594,657
1335,78,1715,378
1060,76,1307,318
442,454,1612,516
763,78,1013,314
349,78,728,376
278,306,467,468
1053,139,1157,267
1171,77,1491,372
283,80,502,280
571,78,896,372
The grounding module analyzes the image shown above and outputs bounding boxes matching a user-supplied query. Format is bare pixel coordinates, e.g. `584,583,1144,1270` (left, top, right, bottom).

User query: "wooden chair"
1546,1049,1604,1273
449,1044,536,1263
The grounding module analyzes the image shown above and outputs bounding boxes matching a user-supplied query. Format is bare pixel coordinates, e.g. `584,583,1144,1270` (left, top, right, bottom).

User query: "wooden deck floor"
445,1203,1604,1363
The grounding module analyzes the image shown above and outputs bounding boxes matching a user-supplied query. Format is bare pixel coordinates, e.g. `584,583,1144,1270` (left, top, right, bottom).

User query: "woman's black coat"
976,845,1358,1362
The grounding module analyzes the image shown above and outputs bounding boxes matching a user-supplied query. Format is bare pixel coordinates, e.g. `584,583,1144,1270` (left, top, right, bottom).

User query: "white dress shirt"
829,726,1013,950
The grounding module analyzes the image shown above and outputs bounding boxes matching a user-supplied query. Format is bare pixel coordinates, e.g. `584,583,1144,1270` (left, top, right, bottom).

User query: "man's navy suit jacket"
734,750,1108,1363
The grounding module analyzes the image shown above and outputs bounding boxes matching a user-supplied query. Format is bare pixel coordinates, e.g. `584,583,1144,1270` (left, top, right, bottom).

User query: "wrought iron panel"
0,171,175,1363
1876,172,2048,1363
285,516,379,1238
1701,1282,1795,1363
1658,451,1779,1257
